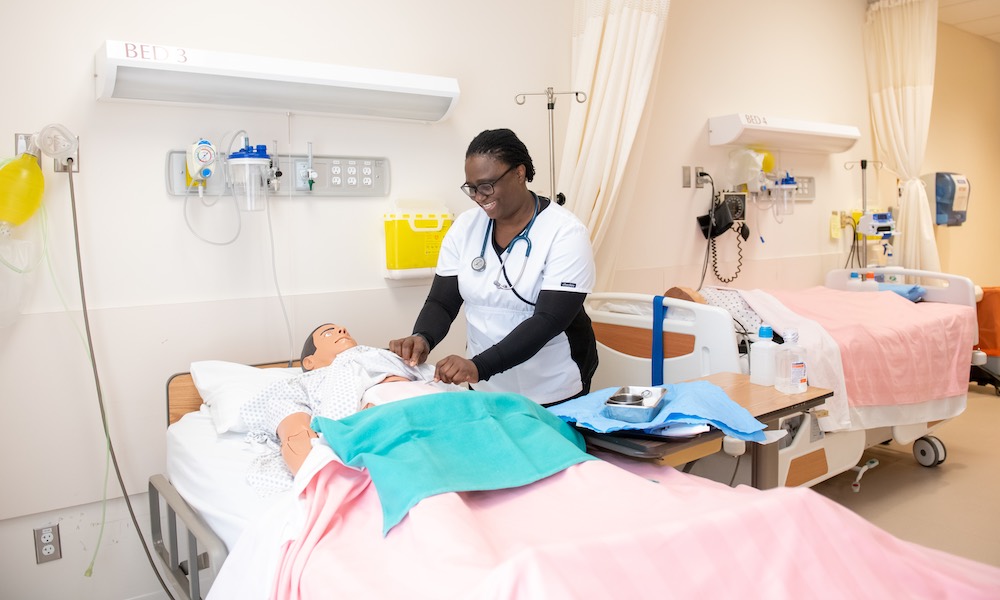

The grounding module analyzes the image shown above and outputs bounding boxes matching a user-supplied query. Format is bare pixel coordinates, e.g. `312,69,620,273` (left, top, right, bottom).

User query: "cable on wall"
62,160,177,599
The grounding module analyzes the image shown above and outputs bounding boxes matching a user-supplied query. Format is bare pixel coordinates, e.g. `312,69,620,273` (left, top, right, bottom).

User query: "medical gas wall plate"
290,156,389,196
13,134,40,167
165,151,390,197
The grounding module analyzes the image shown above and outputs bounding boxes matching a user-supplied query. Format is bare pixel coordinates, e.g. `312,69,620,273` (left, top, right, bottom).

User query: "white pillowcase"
190,360,301,434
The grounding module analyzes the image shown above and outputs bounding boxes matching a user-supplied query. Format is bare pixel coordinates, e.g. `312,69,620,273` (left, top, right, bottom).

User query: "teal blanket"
311,391,594,535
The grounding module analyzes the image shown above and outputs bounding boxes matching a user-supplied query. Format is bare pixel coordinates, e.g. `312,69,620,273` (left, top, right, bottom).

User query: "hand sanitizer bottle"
749,325,777,386
774,329,808,394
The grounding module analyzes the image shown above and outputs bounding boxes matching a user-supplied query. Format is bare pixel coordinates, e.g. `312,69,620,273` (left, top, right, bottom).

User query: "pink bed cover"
763,288,976,408
242,451,1000,599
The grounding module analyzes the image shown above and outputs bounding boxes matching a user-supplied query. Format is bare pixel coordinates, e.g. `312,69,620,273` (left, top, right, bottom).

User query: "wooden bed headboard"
164,360,300,426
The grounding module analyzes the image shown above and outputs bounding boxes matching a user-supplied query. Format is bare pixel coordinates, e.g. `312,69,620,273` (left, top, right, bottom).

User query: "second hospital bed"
152,359,1000,600
586,267,980,489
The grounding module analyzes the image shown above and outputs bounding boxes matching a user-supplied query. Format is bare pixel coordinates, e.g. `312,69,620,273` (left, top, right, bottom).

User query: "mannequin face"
302,323,358,371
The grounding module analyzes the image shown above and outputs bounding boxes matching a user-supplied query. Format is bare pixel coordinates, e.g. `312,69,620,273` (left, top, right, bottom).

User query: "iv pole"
515,87,587,205
844,159,883,267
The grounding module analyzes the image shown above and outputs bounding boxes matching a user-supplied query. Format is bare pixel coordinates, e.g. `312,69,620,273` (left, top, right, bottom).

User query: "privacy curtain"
559,0,671,286
863,0,941,272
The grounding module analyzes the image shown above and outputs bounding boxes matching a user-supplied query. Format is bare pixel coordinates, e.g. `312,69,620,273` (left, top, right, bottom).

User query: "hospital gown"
241,345,436,494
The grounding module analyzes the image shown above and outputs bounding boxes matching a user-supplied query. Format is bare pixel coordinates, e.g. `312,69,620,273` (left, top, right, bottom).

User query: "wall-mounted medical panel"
96,40,460,122
708,113,860,153
165,151,390,197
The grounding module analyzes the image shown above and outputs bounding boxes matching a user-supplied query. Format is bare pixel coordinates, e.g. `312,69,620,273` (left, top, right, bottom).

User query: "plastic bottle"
749,325,777,386
0,149,45,238
845,271,879,292
774,329,808,394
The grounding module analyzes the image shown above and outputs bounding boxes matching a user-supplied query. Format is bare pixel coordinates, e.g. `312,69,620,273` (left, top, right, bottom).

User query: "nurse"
390,128,598,405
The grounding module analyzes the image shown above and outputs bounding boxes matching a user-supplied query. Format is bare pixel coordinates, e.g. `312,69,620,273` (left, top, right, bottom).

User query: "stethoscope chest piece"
471,256,486,272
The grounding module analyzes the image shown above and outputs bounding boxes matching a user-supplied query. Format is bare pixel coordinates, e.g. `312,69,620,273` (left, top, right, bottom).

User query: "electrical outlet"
33,524,62,564
795,176,816,200
695,166,705,189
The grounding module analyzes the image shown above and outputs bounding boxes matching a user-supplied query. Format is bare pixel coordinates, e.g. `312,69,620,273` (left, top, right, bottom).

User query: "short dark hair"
466,129,535,182
300,324,325,372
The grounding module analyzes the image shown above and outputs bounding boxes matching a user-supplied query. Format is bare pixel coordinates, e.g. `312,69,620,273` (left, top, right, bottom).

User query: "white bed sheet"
166,406,290,550
165,381,456,551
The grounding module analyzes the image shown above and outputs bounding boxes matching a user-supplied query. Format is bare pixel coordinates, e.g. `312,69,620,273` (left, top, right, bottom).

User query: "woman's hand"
389,334,430,367
434,355,480,385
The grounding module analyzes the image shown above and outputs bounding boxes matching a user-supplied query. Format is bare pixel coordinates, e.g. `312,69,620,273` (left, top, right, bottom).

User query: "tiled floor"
811,384,1000,567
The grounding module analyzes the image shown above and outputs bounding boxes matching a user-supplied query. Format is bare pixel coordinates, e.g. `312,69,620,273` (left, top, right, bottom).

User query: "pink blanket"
767,288,977,408
269,454,999,599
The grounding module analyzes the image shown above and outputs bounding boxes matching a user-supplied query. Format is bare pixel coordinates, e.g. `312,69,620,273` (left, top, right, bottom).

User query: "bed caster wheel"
913,436,946,467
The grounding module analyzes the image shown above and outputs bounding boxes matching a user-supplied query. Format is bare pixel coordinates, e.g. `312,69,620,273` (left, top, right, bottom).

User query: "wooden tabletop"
697,372,833,423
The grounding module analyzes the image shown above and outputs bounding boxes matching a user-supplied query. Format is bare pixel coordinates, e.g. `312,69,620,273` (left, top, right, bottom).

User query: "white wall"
605,0,874,293
0,1,574,598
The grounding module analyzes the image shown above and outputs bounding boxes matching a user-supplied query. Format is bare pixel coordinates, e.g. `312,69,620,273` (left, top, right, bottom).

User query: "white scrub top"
436,198,596,404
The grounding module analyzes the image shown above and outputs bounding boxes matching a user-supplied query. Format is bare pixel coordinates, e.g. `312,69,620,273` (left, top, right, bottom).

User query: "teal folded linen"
311,391,594,535
548,381,766,442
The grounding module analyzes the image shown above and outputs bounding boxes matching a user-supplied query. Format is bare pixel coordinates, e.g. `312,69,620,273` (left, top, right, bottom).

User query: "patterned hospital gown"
241,345,436,494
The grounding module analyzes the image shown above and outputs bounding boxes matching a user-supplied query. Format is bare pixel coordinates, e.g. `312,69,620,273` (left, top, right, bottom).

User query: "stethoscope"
471,193,539,292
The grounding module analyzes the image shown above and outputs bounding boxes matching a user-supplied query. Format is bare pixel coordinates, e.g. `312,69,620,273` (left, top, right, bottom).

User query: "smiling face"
464,155,527,222
302,323,358,371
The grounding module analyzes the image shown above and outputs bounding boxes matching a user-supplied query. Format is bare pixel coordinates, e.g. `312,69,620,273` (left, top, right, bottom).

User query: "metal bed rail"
148,474,228,600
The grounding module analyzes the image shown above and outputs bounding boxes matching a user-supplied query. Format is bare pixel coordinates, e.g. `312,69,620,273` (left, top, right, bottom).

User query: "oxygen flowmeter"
185,139,217,192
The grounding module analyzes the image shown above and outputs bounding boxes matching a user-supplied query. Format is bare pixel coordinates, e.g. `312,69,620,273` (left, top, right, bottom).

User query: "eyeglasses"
460,165,515,198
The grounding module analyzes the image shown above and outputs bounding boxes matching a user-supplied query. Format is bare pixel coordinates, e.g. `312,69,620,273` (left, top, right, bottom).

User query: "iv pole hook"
514,87,587,205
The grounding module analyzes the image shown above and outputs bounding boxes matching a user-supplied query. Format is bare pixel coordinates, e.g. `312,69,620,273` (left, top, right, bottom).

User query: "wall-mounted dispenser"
920,172,970,226
95,41,460,122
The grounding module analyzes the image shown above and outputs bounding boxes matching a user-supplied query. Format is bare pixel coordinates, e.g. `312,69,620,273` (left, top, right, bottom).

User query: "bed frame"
587,267,978,490
153,361,296,600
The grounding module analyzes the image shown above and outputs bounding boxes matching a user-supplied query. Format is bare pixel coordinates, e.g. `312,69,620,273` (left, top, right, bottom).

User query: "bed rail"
587,292,740,388
148,474,228,600
824,267,976,307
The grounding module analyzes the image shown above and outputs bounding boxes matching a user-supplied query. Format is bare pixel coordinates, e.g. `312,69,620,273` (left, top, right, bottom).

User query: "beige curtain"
559,0,670,287
863,0,941,272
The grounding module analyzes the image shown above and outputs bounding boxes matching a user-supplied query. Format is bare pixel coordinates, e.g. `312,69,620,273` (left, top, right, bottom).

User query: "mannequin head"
300,323,359,371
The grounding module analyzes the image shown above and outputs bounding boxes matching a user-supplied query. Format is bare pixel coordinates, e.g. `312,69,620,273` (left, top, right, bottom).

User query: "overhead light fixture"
94,40,460,122
708,113,860,154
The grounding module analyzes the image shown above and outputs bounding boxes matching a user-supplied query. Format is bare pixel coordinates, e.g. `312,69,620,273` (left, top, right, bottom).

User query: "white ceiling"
939,0,1000,44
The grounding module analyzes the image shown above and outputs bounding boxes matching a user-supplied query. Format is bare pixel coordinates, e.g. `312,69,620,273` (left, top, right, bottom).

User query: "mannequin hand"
389,334,430,367
434,355,480,385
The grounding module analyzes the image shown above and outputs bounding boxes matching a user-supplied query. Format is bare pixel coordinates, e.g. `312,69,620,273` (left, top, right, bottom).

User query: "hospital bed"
587,267,980,489
149,351,1000,600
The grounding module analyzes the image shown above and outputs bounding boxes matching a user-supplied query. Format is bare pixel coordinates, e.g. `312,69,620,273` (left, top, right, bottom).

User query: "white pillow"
190,360,300,434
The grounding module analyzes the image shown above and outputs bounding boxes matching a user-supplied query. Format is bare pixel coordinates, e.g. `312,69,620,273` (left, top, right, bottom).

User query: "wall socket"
33,524,62,564
795,176,816,200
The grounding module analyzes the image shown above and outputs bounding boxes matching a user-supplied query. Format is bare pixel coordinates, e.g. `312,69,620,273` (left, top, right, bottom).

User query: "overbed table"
581,372,833,490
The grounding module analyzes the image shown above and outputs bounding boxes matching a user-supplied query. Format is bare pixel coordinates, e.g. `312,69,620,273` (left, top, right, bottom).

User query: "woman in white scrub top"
390,129,598,405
